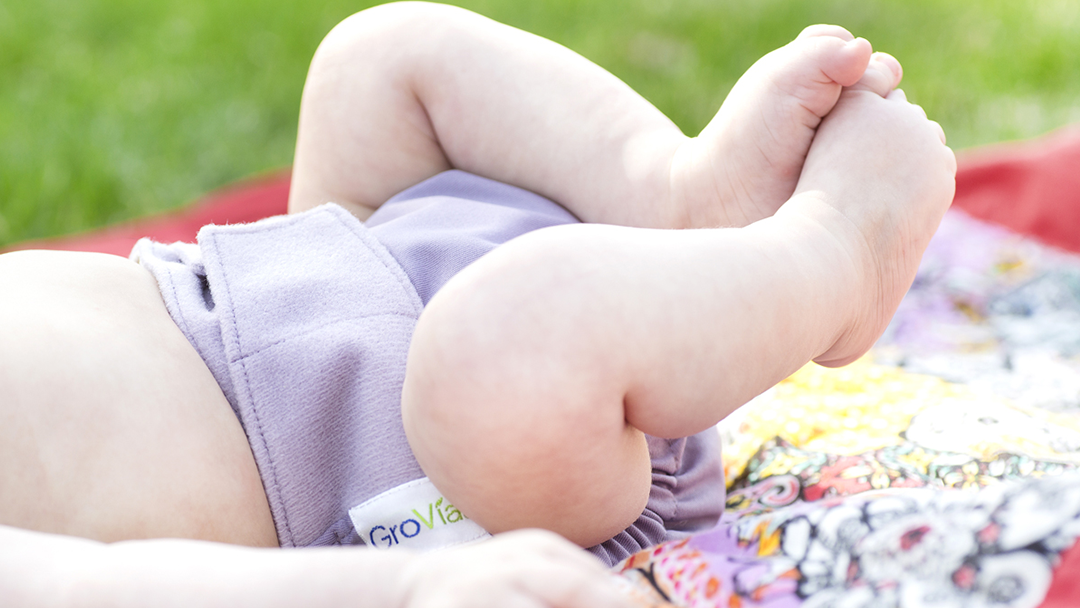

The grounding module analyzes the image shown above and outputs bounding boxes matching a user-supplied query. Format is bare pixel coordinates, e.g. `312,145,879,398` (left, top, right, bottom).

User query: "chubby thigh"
0,250,277,547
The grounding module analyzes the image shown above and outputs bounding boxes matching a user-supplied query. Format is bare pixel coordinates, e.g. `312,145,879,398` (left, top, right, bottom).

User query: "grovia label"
348,477,491,550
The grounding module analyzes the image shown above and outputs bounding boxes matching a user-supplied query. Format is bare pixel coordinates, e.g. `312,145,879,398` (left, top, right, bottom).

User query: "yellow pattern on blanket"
720,358,1080,511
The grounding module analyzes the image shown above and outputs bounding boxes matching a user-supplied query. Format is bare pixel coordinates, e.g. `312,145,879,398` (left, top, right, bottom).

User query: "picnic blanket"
9,126,1080,607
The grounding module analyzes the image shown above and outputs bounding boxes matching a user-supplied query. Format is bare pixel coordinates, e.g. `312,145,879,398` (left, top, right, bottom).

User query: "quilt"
615,192,1080,606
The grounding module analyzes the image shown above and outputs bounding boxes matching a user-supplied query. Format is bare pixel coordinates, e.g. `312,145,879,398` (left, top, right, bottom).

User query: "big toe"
847,53,903,97
764,31,872,99
797,24,855,42
789,26,874,88
752,32,872,119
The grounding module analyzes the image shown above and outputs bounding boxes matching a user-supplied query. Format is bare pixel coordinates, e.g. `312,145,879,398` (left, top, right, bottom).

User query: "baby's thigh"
0,251,276,547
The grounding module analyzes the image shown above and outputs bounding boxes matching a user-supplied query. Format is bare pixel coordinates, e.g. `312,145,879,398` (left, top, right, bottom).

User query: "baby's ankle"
665,137,743,230
773,193,870,356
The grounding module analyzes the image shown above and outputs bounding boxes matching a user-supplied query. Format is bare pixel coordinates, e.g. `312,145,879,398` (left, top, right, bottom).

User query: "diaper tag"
349,477,491,551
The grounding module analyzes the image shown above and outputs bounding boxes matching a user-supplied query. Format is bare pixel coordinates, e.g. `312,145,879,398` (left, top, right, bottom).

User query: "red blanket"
7,172,291,256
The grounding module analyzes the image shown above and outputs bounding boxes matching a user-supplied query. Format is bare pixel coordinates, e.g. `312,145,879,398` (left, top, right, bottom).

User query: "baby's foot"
669,26,902,228
784,83,956,367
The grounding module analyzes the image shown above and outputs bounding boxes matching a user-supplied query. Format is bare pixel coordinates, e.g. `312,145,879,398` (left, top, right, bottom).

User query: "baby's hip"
131,198,725,558
0,250,277,546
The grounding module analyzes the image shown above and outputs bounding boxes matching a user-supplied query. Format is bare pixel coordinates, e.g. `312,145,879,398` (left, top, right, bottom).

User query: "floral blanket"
615,209,1080,608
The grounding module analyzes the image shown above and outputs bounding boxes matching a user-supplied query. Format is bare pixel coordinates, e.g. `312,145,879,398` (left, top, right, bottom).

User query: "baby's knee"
399,228,653,545
401,228,607,432
314,2,482,70
402,315,651,547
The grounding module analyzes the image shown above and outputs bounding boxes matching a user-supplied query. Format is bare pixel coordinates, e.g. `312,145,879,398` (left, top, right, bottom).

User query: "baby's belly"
0,250,277,547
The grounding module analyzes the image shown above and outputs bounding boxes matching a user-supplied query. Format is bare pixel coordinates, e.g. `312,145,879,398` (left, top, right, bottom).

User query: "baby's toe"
887,88,908,101
773,33,872,91
932,120,947,145
797,24,855,42
847,53,903,97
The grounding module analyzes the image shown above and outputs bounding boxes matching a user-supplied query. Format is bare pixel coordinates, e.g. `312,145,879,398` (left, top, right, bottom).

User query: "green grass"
2,0,1080,246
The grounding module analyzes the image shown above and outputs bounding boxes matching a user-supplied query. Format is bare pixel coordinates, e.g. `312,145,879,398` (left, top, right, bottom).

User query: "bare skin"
2,526,626,608
403,84,955,548
0,250,276,547
285,1,934,548
671,26,903,228
0,2,953,606
288,2,898,231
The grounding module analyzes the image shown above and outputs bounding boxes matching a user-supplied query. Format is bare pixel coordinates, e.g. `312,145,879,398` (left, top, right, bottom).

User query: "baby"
0,2,955,607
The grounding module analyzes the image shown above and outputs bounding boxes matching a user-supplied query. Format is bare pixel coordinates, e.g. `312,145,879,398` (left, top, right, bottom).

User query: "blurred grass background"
2,0,1079,247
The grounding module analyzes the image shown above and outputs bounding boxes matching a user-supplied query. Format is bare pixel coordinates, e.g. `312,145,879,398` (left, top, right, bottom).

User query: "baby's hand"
398,529,634,608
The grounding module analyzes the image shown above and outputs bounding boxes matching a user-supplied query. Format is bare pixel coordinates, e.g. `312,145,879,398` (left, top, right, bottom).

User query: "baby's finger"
493,597,547,608
515,567,633,608
501,529,608,571
515,534,632,607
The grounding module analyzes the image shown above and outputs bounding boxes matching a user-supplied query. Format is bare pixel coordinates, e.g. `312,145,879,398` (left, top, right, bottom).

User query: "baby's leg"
289,1,684,227
289,2,895,230
0,251,276,547
402,79,955,547
671,28,902,228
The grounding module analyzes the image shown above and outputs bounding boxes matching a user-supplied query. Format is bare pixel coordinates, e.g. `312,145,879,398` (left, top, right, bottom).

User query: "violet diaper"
131,170,724,566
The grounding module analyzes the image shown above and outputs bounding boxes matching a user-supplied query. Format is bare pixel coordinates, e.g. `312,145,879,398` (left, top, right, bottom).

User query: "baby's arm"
0,525,630,608
289,1,686,228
